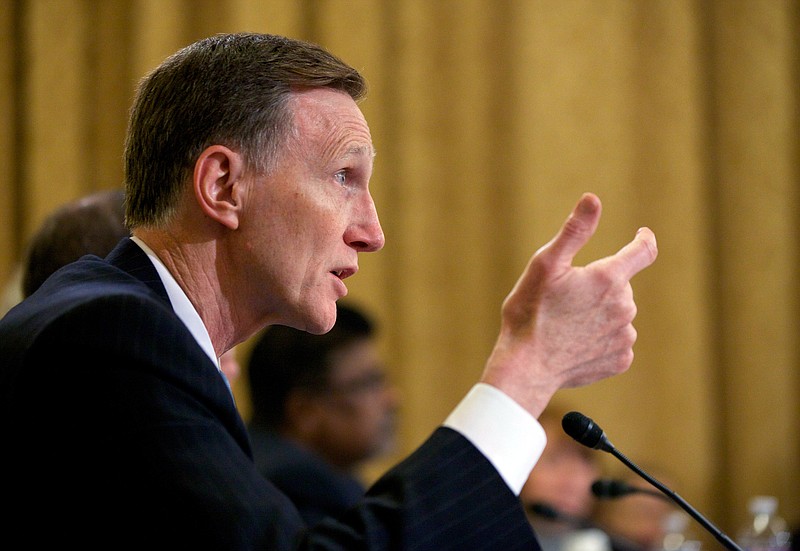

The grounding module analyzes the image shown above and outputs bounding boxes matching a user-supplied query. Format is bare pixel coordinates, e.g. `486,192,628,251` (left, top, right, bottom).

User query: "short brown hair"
23,189,128,297
124,33,367,228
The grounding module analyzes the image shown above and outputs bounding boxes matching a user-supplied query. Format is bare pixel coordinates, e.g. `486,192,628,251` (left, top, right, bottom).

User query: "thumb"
603,226,659,281
542,193,603,268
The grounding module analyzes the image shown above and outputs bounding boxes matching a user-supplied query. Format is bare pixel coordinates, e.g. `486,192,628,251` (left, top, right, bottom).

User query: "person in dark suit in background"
0,32,657,549
246,302,399,526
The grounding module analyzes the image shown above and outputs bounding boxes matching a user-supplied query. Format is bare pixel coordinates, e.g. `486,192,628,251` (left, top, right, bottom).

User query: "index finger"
543,193,603,268
608,227,658,280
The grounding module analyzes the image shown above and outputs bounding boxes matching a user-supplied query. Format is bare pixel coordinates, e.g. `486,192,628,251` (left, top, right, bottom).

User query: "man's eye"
334,171,347,185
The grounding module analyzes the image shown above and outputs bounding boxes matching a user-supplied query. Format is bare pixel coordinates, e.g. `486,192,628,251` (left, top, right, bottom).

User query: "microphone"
562,411,742,551
591,478,670,501
527,501,593,529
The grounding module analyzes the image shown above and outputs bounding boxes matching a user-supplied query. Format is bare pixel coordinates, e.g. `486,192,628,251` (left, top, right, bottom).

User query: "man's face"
239,88,384,334
316,338,399,468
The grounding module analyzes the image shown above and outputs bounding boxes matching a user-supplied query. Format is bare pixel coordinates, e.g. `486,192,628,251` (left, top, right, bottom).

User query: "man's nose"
347,195,385,252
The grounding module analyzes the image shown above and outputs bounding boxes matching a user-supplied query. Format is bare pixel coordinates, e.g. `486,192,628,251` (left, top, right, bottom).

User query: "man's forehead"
289,89,374,156
290,88,366,122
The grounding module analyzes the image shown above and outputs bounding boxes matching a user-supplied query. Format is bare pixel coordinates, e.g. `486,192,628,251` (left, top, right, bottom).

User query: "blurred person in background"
5,187,241,383
1,189,128,314
20,189,129,298
520,404,612,551
246,302,399,525
592,467,680,551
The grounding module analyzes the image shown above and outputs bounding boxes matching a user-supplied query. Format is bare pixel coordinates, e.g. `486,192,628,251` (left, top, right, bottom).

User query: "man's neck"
132,228,234,355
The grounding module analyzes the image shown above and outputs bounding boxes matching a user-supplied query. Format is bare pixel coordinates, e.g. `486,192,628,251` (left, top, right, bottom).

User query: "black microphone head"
528,502,560,521
561,411,611,451
592,478,673,502
527,502,592,529
591,478,635,499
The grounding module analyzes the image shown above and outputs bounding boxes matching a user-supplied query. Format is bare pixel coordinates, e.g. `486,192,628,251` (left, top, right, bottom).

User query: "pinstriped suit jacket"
0,237,540,550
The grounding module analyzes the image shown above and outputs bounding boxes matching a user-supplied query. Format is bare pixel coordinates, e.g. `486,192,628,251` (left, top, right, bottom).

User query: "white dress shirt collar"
130,236,219,370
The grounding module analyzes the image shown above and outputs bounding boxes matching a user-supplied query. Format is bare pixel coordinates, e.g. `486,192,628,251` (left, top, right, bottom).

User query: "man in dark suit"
0,33,657,549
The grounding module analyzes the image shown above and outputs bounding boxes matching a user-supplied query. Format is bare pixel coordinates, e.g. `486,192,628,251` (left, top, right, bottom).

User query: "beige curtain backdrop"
1,0,797,541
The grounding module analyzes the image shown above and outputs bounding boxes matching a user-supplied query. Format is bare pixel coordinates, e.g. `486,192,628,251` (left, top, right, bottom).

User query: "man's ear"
193,145,245,230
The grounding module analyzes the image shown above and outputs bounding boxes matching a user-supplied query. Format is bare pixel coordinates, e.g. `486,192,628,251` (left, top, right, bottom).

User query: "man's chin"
302,304,338,335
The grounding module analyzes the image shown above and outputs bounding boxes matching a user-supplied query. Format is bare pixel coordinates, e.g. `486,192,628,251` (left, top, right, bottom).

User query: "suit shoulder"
0,258,174,357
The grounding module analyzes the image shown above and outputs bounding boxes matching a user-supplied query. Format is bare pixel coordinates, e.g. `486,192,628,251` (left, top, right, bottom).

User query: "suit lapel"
104,237,255,457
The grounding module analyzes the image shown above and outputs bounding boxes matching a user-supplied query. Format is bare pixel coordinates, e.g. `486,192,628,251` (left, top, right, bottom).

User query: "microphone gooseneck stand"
561,411,743,551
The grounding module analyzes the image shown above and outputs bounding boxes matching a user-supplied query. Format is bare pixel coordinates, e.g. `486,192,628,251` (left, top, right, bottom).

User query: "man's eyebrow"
344,144,377,159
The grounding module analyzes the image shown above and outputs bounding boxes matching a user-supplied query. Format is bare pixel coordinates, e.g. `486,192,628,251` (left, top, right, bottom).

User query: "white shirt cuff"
443,383,546,495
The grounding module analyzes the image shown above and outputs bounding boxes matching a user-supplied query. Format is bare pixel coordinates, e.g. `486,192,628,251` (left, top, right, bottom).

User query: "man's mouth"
331,267,356,280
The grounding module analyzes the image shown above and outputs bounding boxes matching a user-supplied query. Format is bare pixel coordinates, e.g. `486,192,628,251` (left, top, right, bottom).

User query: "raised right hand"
480,192,658,418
